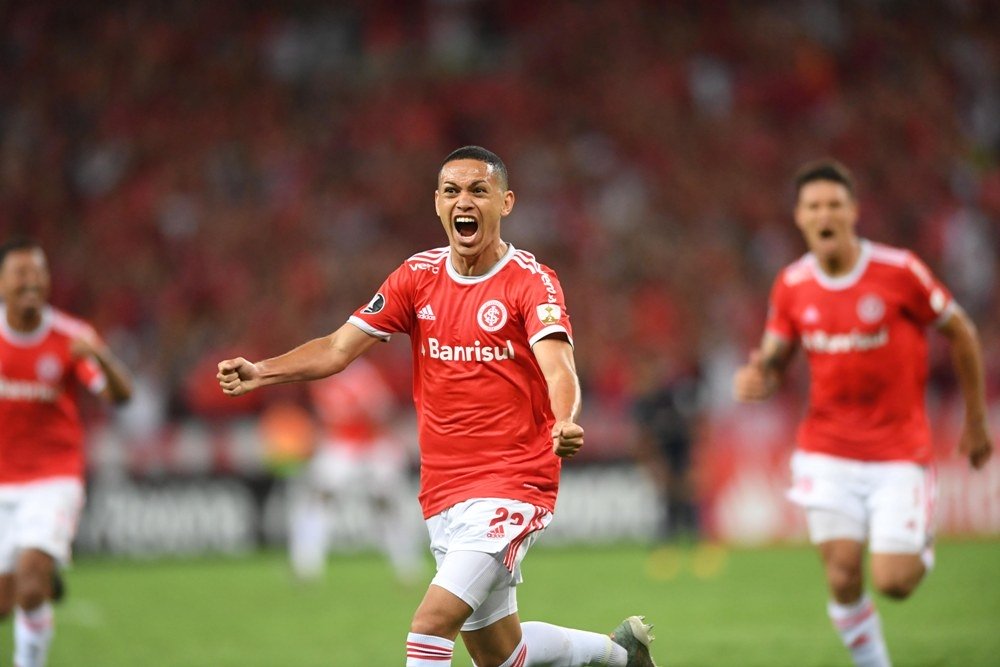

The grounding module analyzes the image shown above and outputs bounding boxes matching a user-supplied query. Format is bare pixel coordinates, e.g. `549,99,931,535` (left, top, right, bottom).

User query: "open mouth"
454,216,479,239
818,228,835,240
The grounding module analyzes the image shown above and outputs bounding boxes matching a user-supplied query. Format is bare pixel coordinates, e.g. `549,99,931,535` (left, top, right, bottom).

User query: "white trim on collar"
445,242,516,284
809,239,872,291
0,305,53,346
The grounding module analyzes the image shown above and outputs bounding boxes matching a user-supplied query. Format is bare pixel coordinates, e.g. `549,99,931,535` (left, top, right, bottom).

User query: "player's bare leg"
13,549,57,667
870,553,926,600
820,540,890,667
406,584,469,665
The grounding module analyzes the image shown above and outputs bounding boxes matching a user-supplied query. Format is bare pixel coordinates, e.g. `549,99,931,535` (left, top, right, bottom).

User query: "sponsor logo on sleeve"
536,304,561,326
361,293,385,314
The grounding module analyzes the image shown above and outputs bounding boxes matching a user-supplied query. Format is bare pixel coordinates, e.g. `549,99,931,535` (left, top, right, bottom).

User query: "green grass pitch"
25,540,1000,666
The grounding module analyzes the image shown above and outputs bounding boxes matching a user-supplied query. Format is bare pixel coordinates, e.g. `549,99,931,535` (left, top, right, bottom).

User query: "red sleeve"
520,263,573,347
764,272,796,342
347,264,416,339
900,252,954,327
74,356,107,394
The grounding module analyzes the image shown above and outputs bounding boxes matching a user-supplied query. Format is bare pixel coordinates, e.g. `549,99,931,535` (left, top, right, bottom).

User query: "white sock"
406,632,453,666
289,496,328,580
520,621,627,666
14,603,54,667
827,595,891,667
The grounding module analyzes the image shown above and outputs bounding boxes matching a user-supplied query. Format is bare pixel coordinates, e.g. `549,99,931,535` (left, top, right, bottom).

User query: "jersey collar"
445,242,516,284
808,239,872,291
0,305,54,346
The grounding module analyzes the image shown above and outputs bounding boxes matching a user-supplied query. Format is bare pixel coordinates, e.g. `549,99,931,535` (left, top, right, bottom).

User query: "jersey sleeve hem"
933,300,957,329
347,316,392,341
529,325,573,348
764,327,792,342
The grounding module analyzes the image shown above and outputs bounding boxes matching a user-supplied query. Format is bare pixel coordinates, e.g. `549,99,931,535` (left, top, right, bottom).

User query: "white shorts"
426,498,552,631
788,451,935,554
308,440,407,497
0,477,85,573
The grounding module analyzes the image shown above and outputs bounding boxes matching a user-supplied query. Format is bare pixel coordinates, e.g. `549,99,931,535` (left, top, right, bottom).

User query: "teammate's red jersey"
348,244,573,517
766,240,954,463
308,357,395,449
0,306,107,483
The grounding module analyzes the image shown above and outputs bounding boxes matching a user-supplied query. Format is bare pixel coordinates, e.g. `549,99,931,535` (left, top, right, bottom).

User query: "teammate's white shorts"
426,498,552,631
307,440,407,496
788,451,935,554
0,477,85,573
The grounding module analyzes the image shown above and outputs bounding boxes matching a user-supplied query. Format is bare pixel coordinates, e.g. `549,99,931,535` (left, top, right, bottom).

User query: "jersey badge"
417,304,436,321
361,292,386,314
36,353,63,382
857,294,885,324
477,300,508,332
802,305,820,325
536,304,561,325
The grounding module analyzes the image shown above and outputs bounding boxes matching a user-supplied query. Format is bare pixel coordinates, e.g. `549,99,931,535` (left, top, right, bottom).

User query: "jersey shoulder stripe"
511,250,545,275
868,242,910,267
407,247,449,264
781,254,814,286
50,309,93,339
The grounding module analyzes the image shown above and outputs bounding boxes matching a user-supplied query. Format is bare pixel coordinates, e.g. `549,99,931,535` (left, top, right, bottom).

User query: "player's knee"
872,569,921,600
410,608,462,638
825,561,863,599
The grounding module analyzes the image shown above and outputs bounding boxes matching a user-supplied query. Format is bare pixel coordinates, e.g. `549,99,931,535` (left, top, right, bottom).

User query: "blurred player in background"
733,160,993,667
218,146,658,667
0,237,132,667
288,356,425,584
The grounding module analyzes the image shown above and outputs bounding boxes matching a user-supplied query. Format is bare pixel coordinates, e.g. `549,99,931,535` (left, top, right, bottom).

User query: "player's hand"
217,357,261,396
733,349,776,402
552,420,584,459
958,416,993,469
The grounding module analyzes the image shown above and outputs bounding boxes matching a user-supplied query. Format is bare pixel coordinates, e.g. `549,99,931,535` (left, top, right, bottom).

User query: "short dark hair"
793,159,856,201
0,236,42,269
440,146,509,190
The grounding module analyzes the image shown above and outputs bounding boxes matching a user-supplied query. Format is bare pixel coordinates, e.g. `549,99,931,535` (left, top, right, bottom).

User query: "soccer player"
287,356,425,584
0,237,133,667
218,146,658,667
733,160,993,667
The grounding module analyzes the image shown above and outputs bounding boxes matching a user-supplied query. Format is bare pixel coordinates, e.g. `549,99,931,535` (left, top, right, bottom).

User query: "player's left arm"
71,330,133,404
937,305,993,469
532,336,584,459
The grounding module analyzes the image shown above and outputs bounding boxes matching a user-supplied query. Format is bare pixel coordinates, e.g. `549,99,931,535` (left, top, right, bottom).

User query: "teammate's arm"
532,336,584,459
217,323,380,397
937,305,994,469
71,331,133,404
733,332,795,402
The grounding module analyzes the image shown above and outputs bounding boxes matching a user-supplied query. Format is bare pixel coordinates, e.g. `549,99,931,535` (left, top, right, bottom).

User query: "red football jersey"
348,244,573,517
0,306,107,483
766,240,954,463
308,357,395,449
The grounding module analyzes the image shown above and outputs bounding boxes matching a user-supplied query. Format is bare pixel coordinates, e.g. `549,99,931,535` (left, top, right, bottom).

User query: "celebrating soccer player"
733,160,994,667
218,146,658,667
0,238,133,667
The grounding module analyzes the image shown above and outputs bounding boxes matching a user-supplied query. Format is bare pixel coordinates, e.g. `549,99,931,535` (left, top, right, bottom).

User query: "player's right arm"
217,323,380,397
733,332,795,402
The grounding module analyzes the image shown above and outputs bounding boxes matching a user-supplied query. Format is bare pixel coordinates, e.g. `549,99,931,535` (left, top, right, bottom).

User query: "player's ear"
501,190,515,217
434,189,442,217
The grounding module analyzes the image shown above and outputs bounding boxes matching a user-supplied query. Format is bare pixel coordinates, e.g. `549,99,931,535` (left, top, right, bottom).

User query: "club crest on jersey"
857,294,885,324
536,304,561,325
802,305,820,324
477,300,508,332
361,292,385,314
36,354,63,382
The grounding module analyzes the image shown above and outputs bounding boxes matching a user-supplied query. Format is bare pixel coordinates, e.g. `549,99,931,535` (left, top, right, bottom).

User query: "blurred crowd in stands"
2,0,998,464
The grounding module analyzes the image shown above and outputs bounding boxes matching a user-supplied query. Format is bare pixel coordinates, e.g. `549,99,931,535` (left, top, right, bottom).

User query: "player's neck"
450,240,508,277
816,237,861,277
5,306,43,333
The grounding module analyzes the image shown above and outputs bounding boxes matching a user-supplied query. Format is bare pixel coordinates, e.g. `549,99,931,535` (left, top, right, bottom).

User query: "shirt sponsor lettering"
538,272,558,303
0,376,58,402
425,337,515,362
409,262,440,274
801,327,889,354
